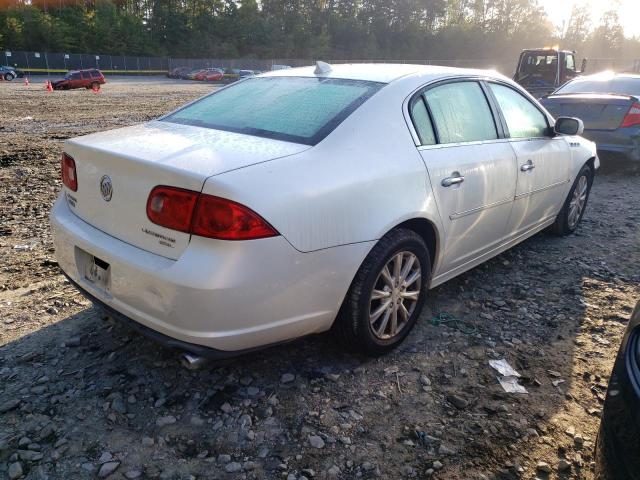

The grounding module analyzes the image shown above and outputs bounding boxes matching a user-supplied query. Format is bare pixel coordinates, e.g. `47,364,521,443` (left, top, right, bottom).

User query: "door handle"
520,160,535,172
441,172,465,187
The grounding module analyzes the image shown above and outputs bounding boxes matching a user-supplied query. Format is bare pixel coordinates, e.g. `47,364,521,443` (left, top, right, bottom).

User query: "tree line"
0,0,638,64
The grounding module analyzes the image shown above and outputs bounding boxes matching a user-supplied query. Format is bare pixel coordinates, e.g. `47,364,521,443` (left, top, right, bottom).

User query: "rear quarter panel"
199,82,444,255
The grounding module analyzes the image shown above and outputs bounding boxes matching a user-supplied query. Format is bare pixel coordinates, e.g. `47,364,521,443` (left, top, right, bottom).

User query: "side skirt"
429,216,556,288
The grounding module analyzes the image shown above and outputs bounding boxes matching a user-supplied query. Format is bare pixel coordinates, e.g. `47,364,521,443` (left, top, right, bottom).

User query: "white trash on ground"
489,359,528,394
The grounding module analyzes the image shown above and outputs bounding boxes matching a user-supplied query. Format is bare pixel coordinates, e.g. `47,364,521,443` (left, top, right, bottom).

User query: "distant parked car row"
167,64,291,83
167,66,259,83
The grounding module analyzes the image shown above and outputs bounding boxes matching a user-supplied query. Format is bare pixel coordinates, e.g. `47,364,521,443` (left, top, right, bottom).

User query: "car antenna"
314,61,332,75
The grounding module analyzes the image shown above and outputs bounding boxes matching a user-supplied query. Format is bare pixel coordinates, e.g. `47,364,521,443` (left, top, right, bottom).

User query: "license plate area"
75,247,111,292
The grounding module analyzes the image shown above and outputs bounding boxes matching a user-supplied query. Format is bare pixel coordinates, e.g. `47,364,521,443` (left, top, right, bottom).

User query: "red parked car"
193,68,223,81
204,69,224,82
51,69,106,90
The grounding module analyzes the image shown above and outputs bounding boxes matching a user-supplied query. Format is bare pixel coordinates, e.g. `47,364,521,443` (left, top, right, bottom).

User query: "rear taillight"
146,186,278,241
621,102,640,128
146,186,199,233
191,195,278,240
61,153,77,191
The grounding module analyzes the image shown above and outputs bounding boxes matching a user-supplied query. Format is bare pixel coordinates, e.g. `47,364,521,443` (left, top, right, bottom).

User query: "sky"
539,0,640,38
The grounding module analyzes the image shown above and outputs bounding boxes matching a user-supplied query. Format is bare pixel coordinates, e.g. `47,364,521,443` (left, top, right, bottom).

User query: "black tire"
91,82,100,90
552,163,594,236
4,72,15,81
334,228,431,356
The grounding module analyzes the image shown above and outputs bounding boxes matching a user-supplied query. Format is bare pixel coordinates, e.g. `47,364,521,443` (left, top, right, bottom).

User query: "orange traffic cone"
46,80,53,92
24,77,29,87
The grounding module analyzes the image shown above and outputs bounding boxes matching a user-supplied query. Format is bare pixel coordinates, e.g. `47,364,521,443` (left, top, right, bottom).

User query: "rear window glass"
556,77,640,96
424,81,497,144
163,77,383,145
410,97,436,145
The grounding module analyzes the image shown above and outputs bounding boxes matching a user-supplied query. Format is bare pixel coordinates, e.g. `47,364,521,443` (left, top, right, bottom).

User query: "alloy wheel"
369,251,421,340
568,174,588,229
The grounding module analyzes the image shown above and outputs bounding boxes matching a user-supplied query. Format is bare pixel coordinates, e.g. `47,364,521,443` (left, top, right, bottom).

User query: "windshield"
163,76,383,145
520,53,558,75
555,76,640,96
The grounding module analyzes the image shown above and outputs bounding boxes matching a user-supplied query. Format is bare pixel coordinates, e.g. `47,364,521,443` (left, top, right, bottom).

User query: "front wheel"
552,164,593,235
334,228,430,356
91,82,100,90
4,72,15,81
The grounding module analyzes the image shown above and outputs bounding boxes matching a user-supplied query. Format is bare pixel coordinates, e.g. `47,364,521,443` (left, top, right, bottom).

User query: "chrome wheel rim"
568,175,588,229
369,251,421,340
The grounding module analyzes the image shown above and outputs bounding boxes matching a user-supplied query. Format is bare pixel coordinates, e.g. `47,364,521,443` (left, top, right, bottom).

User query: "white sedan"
51,63,598,358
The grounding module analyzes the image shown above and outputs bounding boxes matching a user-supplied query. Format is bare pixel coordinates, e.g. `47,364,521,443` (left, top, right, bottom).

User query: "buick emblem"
99,175,113,202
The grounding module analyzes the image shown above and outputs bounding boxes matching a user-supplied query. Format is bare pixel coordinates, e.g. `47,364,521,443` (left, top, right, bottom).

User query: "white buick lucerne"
51,63,598,357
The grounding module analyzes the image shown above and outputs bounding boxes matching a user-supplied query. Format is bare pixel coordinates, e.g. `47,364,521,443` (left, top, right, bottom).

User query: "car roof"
569,72,640,81
260,63,509,84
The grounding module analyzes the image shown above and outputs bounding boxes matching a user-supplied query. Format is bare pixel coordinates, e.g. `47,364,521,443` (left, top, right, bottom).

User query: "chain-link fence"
4,50,640,76
3,51,168,74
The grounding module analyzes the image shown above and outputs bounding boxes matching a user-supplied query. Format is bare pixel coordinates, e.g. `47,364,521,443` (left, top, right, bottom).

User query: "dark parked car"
167,67,191,79
222,68,241,83
51,69,105,90
595,300,640,479
540,73,640,161
238,69,255,79
1,65,25,81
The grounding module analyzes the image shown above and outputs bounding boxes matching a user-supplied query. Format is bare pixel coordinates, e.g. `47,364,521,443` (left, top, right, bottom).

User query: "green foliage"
0,0,637,61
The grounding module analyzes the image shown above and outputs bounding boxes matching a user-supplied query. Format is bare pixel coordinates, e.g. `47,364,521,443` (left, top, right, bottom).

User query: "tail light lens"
146,186,278,241
61,153,77,191
621,102,640,128
192,195,278,240
146,186,199,233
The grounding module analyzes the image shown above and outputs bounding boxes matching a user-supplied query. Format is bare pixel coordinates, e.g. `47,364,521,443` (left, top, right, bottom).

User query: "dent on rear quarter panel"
200,83,443,253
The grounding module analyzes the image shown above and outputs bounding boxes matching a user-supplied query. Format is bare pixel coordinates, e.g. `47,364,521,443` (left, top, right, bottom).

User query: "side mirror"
555,117,584,136
581,58,588,73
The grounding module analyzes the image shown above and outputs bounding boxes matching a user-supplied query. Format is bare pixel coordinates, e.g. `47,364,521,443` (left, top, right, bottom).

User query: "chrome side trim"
449,197,512,220
515,179,570,200
417,137,513,151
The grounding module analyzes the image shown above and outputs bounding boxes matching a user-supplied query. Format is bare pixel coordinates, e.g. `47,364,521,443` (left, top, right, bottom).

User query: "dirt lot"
1,77,639,480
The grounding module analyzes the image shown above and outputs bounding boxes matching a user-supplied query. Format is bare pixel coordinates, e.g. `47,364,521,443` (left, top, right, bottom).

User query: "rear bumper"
64,273,268,359
583,128,640,161
50,196,370,353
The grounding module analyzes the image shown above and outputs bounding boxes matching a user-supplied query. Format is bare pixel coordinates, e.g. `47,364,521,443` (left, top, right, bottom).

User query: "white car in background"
51,63,598,358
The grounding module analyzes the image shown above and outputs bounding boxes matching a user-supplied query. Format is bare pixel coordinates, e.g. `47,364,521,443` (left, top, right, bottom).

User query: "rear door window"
489,83,549,138
164,77,383,145
424,81,498,144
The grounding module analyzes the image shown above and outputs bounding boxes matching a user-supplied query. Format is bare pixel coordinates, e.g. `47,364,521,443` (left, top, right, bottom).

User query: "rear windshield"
163,76,384,145
555,77,640,96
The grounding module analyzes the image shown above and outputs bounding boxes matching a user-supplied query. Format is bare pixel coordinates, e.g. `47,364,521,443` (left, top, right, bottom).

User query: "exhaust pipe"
179,352,209,370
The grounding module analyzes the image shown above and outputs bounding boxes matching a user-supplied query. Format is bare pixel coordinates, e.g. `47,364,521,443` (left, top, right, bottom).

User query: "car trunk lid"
63,121,309,260
542,93,637,130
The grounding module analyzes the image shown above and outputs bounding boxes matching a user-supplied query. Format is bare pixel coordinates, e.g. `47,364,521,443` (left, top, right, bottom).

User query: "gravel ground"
1,78,639,480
